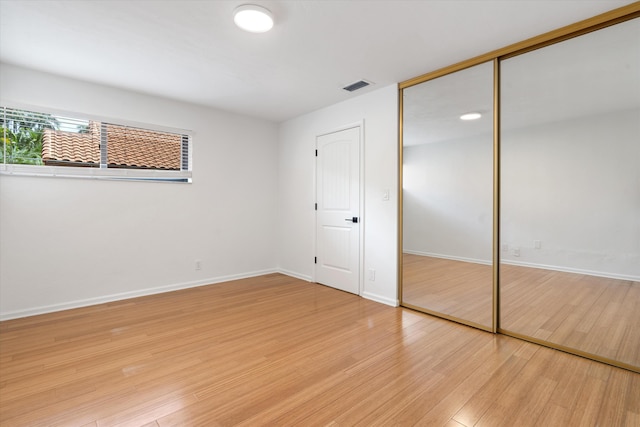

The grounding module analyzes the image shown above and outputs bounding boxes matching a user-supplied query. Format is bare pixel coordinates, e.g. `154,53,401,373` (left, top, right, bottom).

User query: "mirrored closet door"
499,17,640,370
402,61,494,331
400,5,639,372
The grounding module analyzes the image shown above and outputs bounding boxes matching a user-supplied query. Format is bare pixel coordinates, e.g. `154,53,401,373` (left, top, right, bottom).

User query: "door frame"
313,120,365,295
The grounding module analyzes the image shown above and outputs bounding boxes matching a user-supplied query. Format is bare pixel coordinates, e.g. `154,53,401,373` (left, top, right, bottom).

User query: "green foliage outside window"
1,109,60,165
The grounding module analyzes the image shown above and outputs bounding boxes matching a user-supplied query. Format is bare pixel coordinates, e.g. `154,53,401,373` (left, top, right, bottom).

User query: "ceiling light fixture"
233,4,274,33
460,112,482,121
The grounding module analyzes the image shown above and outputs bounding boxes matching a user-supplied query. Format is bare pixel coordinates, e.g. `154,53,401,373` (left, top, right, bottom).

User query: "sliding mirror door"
402,61,494,330
500,18,640,369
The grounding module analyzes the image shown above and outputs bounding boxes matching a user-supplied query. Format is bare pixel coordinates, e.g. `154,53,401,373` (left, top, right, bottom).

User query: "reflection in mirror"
500,18,640,369
402,61,494,329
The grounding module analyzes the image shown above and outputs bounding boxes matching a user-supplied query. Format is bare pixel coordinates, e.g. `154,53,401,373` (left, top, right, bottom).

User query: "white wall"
501,108,640,279
401,108,639,280
403,132,493,263
0,63,279,319
277,85,399,306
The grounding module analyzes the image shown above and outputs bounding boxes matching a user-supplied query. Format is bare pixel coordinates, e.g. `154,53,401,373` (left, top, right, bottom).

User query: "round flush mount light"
460,112,482,121
233,4,274,33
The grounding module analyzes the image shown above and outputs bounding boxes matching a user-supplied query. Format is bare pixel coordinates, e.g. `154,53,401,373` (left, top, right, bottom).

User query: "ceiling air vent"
343,80,372,92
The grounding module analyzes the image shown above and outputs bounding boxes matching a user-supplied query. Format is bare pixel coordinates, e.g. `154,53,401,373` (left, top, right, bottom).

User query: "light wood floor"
402,253,640,369
1,273,639,426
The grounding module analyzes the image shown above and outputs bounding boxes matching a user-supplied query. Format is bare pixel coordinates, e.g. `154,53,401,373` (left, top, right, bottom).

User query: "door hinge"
315,203,317,210
314,257,317,264
315,149,318,157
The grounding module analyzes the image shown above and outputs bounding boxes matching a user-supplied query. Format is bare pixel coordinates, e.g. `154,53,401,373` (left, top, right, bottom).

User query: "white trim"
501,259,640,282
0,164,192,182
362,291,399,307
0,269,277,321
315,121,364,139
403,249,492,266
358,121,365,297
312,135,318,284
278,269,313,282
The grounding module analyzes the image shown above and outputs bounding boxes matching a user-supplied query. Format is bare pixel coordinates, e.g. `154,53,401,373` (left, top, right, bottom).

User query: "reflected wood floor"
1,273,639,426
500,263,640,368
403,253,640,369
403,254,493,327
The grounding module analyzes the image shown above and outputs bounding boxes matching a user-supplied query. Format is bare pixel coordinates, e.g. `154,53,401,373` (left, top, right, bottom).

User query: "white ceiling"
0,0,635,122
403,16,640,146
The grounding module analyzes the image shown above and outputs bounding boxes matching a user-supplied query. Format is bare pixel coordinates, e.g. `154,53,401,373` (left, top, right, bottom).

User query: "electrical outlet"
534,240,541,249
502,244,509,252
369,269,376,281
513,247,520,257
195,259,202,270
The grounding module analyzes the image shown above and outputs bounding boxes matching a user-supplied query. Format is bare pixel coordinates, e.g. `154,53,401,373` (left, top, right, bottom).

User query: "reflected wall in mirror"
402,61,494,329
500,18,640,369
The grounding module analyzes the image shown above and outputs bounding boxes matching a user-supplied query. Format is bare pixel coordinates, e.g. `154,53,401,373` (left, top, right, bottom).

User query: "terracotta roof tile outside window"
105,124,181,170
42,122,101,167
42,121,182,170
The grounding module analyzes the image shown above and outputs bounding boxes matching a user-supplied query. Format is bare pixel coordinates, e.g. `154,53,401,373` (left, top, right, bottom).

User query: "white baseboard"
0,268,277,321
361,291,399,307
1,268,401,321
403,250,639,282
403,249,491,266
501,260,640,282
278,270,399,307
277,269,312,282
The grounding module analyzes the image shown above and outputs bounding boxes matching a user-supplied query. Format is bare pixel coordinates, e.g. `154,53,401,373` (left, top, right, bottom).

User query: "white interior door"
315,126,361,295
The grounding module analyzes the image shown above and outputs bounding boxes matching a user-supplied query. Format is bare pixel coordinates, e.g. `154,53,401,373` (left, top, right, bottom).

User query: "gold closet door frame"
397,3,640,373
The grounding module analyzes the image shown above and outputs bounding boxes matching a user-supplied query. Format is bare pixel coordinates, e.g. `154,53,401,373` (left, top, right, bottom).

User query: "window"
1,106,192,182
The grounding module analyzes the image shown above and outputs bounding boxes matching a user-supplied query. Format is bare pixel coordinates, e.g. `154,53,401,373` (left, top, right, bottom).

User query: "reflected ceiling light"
233,4,274,33
460,112,482,121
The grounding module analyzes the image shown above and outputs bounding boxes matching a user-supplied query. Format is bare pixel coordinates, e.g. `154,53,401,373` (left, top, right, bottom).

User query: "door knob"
345,217,359,223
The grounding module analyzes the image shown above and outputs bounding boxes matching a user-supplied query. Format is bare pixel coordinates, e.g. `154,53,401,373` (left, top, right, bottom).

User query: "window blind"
1,106,192,182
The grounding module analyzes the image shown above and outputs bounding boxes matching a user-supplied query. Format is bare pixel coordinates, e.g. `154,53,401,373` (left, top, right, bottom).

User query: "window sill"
0,164,192,183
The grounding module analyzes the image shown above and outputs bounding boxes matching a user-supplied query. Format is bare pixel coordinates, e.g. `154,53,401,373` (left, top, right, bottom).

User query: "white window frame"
0,102,193,183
